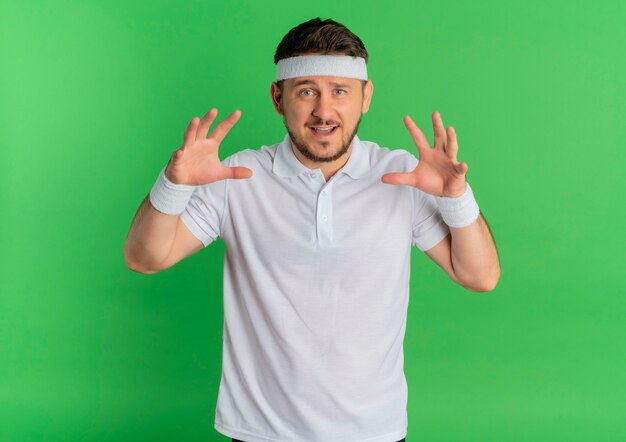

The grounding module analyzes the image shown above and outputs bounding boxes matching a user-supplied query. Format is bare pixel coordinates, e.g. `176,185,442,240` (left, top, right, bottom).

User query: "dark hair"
274,18,368,92
274,18,368,64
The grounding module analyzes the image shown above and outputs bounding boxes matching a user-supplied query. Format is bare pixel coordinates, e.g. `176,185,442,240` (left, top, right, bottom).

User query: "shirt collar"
272,133,369,180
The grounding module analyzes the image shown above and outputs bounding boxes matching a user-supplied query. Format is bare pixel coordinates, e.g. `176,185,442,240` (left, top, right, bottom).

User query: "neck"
291,142,354,182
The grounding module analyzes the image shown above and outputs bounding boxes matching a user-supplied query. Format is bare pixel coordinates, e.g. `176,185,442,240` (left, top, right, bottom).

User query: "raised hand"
381,112,468,198
164,108,253,185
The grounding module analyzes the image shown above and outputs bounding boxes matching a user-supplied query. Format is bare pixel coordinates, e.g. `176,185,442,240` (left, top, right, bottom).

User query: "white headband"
276,55,368,81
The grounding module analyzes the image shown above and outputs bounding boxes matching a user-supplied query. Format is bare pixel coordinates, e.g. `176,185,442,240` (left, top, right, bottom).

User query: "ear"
361,80,374,114
270,82,283,115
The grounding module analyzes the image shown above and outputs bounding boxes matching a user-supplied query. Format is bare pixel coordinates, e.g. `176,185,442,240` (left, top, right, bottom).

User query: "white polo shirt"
180,133,450,442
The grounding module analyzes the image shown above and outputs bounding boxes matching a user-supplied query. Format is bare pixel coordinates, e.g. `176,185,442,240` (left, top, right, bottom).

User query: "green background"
1,0,625,440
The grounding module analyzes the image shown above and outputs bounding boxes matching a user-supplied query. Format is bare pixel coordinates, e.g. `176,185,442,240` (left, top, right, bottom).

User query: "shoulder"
358,138,418,173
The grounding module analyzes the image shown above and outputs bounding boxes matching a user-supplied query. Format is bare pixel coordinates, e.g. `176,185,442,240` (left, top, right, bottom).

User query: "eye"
336,89,347,95
299,89,314,97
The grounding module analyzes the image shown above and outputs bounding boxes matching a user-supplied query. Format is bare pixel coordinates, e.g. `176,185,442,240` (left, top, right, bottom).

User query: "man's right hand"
164,108,253,185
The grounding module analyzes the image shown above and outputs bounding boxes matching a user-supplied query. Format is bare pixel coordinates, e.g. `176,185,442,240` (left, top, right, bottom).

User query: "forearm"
123,194,179,273
450,213,500,291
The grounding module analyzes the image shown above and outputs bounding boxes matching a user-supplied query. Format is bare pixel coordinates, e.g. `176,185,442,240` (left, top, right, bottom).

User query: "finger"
446,126,459,160
196,108,218,140
403,115,431,158
381,172,416,187
173,148,184,160
456,162,469,175
210,110,242,144
432,111,446,152
182,116,200,148
168,147,185,168
221,166,254,180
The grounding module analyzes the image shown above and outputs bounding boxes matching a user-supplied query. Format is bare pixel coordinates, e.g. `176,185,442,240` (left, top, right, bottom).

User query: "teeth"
313,127,335,132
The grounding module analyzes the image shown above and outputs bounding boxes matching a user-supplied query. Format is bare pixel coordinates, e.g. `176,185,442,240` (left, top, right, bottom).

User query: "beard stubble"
284,115,362,163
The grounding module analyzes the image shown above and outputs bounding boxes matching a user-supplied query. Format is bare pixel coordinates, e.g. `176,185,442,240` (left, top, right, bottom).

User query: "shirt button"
322,215,328,221
321,190,327,196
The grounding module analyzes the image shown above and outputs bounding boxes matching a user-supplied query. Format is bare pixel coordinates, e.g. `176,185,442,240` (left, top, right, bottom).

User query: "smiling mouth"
309,126,338,137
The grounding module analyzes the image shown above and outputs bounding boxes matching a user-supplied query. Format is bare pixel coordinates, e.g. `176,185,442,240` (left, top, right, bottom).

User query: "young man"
124,17,500,442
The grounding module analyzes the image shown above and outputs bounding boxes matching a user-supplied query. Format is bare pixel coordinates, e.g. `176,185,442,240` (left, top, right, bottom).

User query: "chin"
284,117,361,163
303,139,350,163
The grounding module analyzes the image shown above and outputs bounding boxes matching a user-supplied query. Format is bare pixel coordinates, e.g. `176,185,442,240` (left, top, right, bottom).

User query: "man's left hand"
381,112,468,198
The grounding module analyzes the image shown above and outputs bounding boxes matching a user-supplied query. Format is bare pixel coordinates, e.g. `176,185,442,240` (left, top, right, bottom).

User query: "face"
271,75,373,164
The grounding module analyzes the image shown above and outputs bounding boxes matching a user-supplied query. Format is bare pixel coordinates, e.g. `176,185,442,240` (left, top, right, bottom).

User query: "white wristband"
149,167,196,215
435,181,480,228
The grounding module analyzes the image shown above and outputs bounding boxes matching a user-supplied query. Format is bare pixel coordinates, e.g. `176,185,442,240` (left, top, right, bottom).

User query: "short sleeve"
411,188,450,252
179,156,232,247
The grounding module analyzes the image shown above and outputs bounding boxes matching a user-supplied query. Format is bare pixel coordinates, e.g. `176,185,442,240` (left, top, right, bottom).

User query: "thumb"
381,172,415,187
456,162,469,175
223,166,253,180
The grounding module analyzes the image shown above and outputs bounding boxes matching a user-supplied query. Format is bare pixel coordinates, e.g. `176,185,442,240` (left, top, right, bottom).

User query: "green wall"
1,0,625,440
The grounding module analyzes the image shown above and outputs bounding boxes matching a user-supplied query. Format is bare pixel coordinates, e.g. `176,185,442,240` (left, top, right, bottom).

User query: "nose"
312,92,335,122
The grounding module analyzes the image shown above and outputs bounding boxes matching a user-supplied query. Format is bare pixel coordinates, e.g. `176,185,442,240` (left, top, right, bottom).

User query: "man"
124,17,500,442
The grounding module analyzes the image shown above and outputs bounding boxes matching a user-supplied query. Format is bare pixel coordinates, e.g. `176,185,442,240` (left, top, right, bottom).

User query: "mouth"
309,126,339,138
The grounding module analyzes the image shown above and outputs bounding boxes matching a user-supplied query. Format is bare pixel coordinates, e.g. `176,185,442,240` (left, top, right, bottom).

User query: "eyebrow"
292,79,352,88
